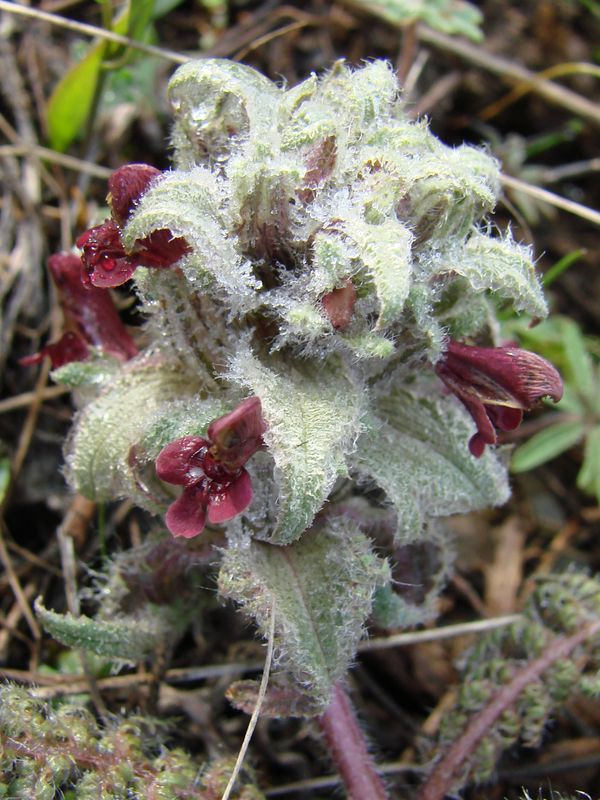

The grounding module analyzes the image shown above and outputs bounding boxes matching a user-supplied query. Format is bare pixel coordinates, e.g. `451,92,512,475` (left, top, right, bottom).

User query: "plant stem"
318,682,389,800
418,618,600,800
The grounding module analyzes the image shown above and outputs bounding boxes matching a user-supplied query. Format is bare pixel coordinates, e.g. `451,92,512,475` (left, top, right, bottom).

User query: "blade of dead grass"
416,24,600,127
221,604,276,800
0,521,41,641
0,145,112,179
480,61,600,122
500,174,600,227
0,0,189,64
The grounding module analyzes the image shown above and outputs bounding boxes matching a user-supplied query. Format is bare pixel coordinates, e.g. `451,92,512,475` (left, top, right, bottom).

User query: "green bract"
63,59,548,712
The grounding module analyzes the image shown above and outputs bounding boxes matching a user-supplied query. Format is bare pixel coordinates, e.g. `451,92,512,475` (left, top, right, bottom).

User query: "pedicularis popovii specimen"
41,60,562,715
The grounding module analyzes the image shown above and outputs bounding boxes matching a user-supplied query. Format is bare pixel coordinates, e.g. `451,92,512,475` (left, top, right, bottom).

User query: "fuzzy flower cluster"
31,60,564,546
37,61,564,705
22,57,569,720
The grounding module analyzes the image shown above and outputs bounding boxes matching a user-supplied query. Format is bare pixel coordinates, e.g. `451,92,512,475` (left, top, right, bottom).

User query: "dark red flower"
20,331,89,369
435,339,563,457
156,397,267,538
20,252,138,368
77,164,190,288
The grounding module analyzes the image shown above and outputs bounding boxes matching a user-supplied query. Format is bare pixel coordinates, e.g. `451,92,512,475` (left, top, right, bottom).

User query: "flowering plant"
39,59,561,723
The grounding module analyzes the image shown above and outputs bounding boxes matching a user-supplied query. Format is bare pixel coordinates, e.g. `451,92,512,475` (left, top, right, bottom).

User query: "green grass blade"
511,420,584,473
47,44,104,152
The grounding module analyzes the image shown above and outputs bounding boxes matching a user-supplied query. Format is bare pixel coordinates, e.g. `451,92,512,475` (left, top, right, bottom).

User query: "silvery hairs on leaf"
219,521,389,713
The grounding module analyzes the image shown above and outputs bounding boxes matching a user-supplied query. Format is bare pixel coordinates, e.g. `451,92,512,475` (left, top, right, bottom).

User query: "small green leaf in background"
46,0,175,151
47,45,105,152
560,317,595,403
542,248,586,288
345,0,483,41
511,420,585,473
577,426,600,504
46,4,129,152
128,0,155,41
0,445,10,506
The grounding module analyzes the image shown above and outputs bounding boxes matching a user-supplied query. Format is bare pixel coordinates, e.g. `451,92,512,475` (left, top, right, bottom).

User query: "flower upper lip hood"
435,339,564,457
155,397,267,538
107,164,163,227
77,163,190,289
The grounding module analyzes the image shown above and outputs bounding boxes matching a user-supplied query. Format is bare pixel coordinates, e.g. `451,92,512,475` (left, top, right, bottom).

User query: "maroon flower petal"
207,397,267,471
20,331,89,369
468,433,487,459
87,258,137,288
108,164,161,227
47,252,138,361
133,230,191,269
455,392,498,449
77,222,137,288
165,485,207,538
487,405,523,433
466,404,522,456
156,437,209,486
207,469,253,524
442,341,563,408
321,280,357,331
436,338,563,458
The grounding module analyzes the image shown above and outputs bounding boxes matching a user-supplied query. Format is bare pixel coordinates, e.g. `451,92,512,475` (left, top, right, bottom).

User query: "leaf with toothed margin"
122,168,260,301
352,382,509,543
227,351,363,544
219,523,390,714
35,599,170,661
340,216,413,330
168,58,281,167
317,60,399,145
427,231,547,319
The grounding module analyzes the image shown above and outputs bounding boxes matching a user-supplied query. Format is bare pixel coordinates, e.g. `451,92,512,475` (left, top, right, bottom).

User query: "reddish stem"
318,681,389,800
419,618,600,800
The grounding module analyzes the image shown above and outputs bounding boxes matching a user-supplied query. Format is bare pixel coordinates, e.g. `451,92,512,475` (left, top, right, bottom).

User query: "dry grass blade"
0,145,112,179
0,521,41,641
264,760,420,797
480,61,600,121
233,20,313,61
0,385,70,415
221,604,276,800
0,0,190,64
417,25,600,127
359,614,521,651
500,174,600,227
